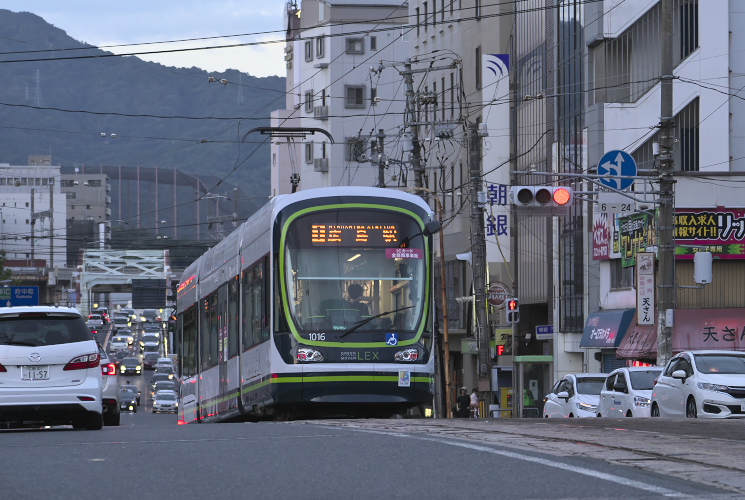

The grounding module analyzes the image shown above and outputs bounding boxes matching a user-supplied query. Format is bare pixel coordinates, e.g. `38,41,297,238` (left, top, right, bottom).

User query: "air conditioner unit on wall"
314,158,329,172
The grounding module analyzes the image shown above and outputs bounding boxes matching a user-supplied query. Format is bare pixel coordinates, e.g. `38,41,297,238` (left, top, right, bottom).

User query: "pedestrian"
469,388,480,418
456,387,470,418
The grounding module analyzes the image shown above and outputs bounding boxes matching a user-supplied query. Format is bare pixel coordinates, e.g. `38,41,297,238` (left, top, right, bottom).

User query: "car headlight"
697,382,728,393
633,396,651,407
576,402,597,412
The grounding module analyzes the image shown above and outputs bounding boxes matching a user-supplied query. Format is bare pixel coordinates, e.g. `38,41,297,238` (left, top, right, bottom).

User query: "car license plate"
22,366,50,380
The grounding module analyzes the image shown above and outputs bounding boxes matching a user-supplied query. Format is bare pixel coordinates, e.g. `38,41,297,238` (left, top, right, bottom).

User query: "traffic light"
506,297,520,324
509,186,573,208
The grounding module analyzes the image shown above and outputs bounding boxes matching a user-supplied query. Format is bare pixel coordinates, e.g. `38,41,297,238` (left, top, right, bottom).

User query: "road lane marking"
328,426,687,498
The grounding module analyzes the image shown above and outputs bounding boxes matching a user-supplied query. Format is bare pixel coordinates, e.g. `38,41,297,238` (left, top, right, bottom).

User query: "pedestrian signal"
506,298,520,324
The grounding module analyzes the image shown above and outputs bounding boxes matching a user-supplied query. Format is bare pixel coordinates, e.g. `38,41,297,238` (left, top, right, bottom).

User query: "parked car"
152,390,178,413
98,344,121,426
597,367,662,418
143,352,160,370
543,373,606,418
0,306,104,430
119,357,142,376
652,350,745,418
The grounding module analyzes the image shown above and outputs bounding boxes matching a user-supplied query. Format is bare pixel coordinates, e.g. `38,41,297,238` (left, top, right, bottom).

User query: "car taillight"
0,363,6,372
64,353,101,371
101,363,117,376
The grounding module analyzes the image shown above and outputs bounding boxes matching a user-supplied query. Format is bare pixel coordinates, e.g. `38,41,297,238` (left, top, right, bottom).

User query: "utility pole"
376,128,386,188
468,123,490,388
401,59,425,191
657,0,676,368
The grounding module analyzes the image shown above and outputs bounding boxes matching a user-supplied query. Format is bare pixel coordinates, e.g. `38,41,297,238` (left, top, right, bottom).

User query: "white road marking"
330,426,687,498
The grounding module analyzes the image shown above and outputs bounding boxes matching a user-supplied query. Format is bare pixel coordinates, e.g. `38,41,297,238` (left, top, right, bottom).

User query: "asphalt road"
5,324,734,498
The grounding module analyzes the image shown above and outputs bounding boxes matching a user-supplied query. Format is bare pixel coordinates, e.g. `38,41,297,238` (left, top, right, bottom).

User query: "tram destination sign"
310,223,400,246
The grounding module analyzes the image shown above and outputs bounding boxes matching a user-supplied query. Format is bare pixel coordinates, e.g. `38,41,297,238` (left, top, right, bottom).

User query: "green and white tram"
175,186,439,423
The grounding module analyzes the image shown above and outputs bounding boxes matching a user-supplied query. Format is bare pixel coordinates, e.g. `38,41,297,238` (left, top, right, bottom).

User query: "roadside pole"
657,0,676,367
468,123,490,392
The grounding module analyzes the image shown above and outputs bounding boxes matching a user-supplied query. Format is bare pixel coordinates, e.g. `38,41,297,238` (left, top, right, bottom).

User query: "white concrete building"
577,1,745,374
270,0,409,196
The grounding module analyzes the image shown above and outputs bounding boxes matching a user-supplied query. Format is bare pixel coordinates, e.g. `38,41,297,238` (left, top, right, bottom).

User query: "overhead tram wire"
0,0,608,65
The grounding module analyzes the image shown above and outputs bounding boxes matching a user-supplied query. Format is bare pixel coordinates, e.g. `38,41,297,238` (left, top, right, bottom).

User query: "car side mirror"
556,391,570,399
671,369,687,380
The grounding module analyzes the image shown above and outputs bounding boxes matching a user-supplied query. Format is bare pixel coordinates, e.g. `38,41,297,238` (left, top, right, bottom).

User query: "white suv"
0,306,104,430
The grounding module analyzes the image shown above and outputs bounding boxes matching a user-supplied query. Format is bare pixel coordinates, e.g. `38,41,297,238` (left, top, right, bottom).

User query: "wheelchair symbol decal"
386,333,398,346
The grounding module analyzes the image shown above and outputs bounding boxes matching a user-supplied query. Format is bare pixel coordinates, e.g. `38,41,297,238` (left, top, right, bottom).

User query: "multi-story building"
271,0,409,196
0,161,71,303
581,1,745,372
61,173,111,264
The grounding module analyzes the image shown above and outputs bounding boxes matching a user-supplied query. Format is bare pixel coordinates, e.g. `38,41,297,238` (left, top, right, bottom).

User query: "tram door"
217,284,229,414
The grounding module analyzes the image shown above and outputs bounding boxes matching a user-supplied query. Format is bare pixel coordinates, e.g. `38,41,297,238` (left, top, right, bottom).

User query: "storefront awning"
580,309,635,348
616,311,657,359
616,308,745,359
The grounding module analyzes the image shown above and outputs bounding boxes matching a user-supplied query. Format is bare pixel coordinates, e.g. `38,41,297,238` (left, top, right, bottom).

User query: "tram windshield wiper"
337,306,414,341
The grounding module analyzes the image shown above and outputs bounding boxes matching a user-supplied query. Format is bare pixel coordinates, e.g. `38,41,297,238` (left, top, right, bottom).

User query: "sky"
3,1,287,78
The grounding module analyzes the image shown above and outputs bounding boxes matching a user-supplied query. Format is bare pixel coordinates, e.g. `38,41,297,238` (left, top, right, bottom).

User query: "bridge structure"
77,249,171,317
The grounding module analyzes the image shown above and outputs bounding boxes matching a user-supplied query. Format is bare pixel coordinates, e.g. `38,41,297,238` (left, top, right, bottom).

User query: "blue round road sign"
597,150,637,190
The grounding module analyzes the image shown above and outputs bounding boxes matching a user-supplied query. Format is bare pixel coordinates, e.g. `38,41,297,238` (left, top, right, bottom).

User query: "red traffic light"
507,299,519,311
553,187,572,206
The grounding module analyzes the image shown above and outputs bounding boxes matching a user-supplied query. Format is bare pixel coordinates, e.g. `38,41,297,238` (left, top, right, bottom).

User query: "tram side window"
253,266,265,344
182,305,197,377
200,293,219,370
228,277,239,358
242,270,254,350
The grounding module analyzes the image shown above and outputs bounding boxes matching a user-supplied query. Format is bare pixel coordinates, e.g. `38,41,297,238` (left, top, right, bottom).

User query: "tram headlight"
394,348,419,362
297,347,324,362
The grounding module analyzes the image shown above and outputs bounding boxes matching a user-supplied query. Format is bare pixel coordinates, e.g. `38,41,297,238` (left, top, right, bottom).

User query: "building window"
346,38,364,54
370,36,377,51
423,2,428,32
441,0,445,22
610,260,634,289
304,90,314,113
345,85,365,108
305,40,313,61
321,88,327,106
416,8,420,37
346,138,365,161
61,179,75,187
305,142,314,164
475,0,481,19
88,179,102,187
475,46,481,90
66,192,76,200
371,87,378,106
679,0,698,60
441,76,446,120
316,36,324,58
450,72,455,118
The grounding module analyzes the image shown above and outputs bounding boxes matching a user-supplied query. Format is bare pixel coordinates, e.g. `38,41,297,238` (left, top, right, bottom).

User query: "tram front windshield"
284,210,426,334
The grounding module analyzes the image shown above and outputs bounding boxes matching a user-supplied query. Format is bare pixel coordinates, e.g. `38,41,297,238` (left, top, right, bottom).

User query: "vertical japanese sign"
482,53,511,263
618,212,656,267
636,252,655,325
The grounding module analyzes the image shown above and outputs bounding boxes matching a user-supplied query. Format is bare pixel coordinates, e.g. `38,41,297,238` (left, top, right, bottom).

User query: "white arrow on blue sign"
597,150,637,191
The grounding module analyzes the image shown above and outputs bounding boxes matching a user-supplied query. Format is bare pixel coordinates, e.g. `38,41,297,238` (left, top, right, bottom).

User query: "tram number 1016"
308,332,326,341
